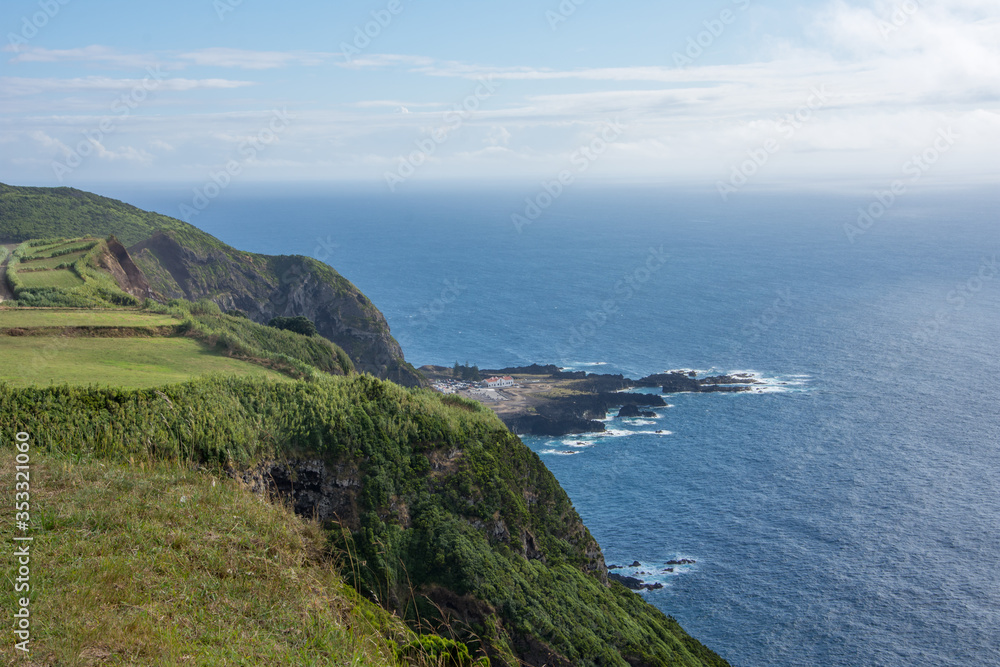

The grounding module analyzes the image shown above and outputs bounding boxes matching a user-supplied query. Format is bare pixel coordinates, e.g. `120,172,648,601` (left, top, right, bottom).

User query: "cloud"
3,45,158,68
0,76,255,96
176,48,332,70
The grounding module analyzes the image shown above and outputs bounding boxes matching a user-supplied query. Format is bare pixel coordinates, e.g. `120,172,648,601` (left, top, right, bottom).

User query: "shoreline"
420,364,769,436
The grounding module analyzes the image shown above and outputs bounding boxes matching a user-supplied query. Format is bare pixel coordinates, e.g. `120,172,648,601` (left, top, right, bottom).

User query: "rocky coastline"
421,364,767,436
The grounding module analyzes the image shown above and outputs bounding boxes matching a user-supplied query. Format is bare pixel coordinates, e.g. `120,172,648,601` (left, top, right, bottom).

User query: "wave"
539,449,580,456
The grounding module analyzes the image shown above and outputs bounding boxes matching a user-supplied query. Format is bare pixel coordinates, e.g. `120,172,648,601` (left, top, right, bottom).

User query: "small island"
420,363,767,436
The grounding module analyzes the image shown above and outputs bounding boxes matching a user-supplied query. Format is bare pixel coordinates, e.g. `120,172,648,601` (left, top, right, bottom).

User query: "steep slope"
0,450,476,666
1,376,730,667
130,231,420,385
0,184,423,386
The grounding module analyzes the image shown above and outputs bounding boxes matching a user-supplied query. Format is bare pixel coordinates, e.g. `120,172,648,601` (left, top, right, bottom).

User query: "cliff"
1,376,730,666
0,184,423,386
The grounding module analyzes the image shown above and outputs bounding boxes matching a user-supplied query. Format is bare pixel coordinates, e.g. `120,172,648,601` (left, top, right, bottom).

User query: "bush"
190,298,222,316
268,315,318,337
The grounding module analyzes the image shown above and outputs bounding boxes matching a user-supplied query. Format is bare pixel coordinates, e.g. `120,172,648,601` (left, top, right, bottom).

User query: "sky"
0,0,997,193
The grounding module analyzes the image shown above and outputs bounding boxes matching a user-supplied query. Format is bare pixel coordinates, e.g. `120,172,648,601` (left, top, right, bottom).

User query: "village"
430,374,517,402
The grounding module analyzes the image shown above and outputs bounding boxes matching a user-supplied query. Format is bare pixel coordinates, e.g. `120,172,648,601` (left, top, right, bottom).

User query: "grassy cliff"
1,375,729,666
0,184,423,386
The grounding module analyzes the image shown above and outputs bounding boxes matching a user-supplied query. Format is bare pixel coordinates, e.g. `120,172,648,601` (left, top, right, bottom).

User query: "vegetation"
6,237,142,308
0,309,178,328
0,184,426,386
0,375,729,666
0,184,223,247
0,337,290,388
269,315,320,337
453,362,482,382
157,300,354,378
0,449,478,666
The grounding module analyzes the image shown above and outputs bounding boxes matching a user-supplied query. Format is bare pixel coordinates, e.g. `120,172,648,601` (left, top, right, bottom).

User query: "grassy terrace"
10,268,85,289
0,337,290,388
0,451,405,666
17,249,89,270
0,308,179,329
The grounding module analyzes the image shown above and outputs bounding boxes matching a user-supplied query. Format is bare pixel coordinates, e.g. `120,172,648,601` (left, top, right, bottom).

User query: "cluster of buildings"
430,376,517,395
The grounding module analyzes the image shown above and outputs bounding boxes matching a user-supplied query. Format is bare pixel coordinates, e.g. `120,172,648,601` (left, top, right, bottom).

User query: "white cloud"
176,48,332,70
3,45,158,68
0,76,255,96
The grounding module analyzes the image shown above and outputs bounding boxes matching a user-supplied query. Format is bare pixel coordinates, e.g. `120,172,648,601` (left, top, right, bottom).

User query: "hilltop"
0,184,423,386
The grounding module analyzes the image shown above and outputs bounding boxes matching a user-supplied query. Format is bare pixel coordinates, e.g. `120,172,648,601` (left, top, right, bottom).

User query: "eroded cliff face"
130,231,424,386
235,447,611,667
95,237,152,300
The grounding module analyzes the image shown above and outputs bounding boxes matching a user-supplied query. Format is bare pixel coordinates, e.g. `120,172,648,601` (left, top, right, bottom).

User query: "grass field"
21,239,96,259
17,249,89,270
14,268,85,289
0,309,179,328
0,337,290,387
0,451,404,666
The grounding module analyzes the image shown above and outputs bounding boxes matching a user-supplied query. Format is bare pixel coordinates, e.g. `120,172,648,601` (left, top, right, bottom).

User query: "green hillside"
0,337,290,388
1,374,729,666
0,184,425,385
0,449,477,666
0,184,215,247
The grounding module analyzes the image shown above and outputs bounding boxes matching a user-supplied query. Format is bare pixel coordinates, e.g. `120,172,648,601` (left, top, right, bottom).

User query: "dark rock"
666,559,696,565
630,560,642,567
504,415,605,437
617,405,658,419
659,373,703,393
608,573,645,589
699,374,760,386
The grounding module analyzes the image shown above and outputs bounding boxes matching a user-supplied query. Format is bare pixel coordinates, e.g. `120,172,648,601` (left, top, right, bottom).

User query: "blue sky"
1,0,997,192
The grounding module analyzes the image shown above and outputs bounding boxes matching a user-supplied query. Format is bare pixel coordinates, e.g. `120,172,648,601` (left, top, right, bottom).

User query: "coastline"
420,364,771,436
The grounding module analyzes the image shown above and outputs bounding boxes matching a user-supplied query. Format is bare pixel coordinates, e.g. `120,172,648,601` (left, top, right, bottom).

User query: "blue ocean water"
109,183,1000,666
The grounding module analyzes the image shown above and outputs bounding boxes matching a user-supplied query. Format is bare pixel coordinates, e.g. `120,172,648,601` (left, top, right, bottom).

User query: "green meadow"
0,336,289,388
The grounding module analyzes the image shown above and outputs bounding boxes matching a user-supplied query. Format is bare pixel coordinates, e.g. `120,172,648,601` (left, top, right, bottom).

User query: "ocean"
106,182,1000,666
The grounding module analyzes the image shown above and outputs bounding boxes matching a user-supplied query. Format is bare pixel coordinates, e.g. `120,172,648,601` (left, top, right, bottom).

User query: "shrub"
268,315,318,337
190,298,222,316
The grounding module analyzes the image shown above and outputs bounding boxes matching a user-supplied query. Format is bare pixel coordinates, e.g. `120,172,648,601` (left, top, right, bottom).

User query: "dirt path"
0,244,18,302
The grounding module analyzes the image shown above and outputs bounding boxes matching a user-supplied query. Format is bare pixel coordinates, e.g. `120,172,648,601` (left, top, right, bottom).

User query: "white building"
485,376,515,388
